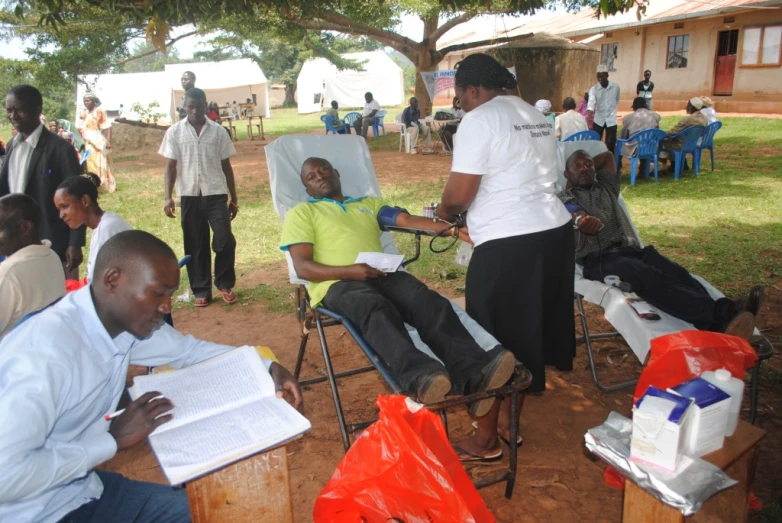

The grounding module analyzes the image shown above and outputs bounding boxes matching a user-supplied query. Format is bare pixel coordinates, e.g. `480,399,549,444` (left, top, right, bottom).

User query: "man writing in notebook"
0,230,302,523
282,157,518,462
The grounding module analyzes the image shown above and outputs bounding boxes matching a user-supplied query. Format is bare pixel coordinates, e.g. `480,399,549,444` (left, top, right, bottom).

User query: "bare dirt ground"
102,135,782,522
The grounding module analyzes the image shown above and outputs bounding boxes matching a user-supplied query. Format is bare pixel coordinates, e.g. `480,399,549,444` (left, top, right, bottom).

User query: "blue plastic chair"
614,128,667,185
662,125,706,180
695,121,722,173
320,115,347,135
372,110,387,137
563,130,600,142
342,112,361,132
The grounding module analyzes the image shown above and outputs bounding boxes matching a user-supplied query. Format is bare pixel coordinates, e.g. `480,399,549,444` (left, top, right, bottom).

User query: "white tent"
75,58,271,125
76,71,170,122
166,59,271,121
296,51,404,114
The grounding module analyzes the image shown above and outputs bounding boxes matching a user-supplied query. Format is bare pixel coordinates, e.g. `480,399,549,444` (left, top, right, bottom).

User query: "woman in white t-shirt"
437,54,575,460
54,173,131,282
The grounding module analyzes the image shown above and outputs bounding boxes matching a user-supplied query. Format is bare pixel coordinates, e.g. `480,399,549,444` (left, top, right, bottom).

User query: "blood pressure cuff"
377,205,408,230
564,202,584,214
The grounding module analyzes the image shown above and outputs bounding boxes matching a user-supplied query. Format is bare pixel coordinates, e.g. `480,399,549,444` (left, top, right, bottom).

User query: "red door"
714,30,739,95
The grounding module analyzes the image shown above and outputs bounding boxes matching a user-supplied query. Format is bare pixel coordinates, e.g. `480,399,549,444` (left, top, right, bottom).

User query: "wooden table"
186,446,293,522
622,421,766,523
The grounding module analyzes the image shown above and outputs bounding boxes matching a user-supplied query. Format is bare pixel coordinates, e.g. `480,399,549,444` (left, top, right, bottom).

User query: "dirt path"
103,132,782,522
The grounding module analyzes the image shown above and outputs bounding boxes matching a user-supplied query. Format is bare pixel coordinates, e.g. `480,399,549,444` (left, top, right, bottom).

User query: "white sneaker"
410,149,417,154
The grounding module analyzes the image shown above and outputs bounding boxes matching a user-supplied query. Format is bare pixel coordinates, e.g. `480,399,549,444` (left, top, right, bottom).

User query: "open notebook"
129,346,311,485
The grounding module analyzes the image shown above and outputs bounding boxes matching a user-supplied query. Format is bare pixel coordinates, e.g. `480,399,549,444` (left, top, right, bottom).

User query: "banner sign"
420,67,517,102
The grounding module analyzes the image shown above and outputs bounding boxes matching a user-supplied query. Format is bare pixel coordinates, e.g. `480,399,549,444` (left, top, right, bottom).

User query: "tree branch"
292,19,419,62
108,29,197,67
311,11,419,50
430,12,475,44
438,32,533,57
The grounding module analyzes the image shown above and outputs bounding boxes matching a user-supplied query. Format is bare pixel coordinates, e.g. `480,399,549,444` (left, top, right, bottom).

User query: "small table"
186,445,293,522
247,116,265,141
622,421,766,523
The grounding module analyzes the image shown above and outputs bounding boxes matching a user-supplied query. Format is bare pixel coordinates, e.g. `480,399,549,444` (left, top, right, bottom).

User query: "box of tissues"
631,386,692,471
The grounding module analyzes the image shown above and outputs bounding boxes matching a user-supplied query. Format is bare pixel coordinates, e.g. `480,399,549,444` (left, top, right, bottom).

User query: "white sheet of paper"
355,252,404,273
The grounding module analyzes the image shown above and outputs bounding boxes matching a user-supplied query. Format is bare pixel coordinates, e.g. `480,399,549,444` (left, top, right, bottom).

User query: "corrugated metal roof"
439,0,782,50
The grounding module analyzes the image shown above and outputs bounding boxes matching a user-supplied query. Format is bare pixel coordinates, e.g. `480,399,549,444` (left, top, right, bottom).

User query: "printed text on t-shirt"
514,123,552,138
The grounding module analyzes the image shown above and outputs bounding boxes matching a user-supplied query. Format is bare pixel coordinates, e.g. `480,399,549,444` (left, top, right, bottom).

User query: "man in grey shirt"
619,96,661,158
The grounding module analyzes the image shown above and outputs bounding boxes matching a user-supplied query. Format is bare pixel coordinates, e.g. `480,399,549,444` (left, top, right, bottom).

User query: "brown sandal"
218,288,238,304
194,297,209,308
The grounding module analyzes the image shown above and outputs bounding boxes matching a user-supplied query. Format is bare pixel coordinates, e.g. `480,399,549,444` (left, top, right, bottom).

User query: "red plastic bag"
313,395,495,523
65,278,88,292
633,330,758,402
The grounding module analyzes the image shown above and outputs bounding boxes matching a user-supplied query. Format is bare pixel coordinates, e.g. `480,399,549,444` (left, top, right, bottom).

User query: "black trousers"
594,123,618,155
582,245,734,330
180,194,237,299
466,223,576,394
322,271,497,394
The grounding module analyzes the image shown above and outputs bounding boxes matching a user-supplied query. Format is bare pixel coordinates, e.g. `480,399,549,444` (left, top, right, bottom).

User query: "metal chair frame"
290,233,532,499
576,293,772,422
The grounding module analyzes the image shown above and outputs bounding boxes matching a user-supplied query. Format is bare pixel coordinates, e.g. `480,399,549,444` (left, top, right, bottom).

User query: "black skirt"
465,222,576,393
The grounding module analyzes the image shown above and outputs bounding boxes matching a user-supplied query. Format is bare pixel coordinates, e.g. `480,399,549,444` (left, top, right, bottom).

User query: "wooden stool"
622,421,766,522
186,446,293,522
247,116,264,140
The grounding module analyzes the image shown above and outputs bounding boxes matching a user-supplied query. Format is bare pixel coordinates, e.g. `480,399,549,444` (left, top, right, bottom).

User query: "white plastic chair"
395,114,411,153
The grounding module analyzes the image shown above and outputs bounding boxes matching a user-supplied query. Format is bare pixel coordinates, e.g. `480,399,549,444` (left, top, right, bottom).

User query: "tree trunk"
414,49,438,118
284,83,296,107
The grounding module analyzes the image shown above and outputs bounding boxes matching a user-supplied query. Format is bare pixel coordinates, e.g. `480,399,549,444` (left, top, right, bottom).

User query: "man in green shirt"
281,157,516,423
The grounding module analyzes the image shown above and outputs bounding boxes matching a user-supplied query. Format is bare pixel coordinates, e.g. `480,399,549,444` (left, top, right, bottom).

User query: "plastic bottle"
701,368,744,436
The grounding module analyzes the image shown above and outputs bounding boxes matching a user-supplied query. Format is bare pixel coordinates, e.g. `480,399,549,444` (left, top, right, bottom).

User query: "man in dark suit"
1,85,85,278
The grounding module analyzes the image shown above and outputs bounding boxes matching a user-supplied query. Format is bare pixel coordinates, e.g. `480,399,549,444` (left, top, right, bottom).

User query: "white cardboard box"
631,386,692,471
668,377,731,457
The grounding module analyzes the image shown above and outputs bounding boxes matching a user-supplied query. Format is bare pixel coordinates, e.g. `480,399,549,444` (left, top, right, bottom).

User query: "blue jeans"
59,471,190,523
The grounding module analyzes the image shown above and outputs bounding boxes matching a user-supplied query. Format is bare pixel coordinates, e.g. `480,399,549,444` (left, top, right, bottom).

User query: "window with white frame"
741,25,782,66
600,43,618,71
666,35,690,69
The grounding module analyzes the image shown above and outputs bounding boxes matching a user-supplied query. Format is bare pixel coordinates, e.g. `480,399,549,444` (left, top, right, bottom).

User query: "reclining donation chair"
557,140,772,422
265,135,532,498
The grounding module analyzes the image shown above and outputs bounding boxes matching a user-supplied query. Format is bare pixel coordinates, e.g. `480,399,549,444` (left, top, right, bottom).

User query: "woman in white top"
437,54,575,460
53,173,131,282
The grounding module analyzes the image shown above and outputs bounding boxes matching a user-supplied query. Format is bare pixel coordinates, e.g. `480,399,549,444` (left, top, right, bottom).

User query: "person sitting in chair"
0,194,65,338
659,97,708,173
402,97,432,154
618,96,661,160
325,101,347,135
558,149,763,339
282,157,518,462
